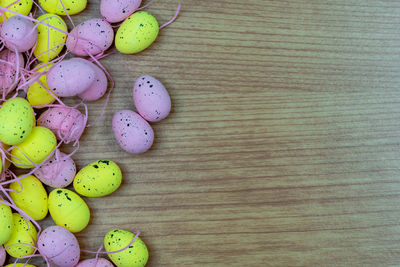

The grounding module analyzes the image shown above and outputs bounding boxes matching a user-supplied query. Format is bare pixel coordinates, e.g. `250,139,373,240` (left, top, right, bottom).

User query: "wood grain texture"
8,0,400,266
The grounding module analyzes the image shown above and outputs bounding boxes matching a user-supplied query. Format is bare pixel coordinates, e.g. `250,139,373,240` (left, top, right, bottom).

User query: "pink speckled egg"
101,0,142,23
0,245,5,266
76,258,114,267
66,18,114,57
1,16,37,52
0,49,24,95
37,106,86,144
38,226,80,267
112,110,154,154
34,150,76,188
47,58,96,97
78,62,108,101
133,75,171,122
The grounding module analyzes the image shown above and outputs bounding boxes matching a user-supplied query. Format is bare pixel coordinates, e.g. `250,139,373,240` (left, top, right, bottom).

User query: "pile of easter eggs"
0,0,180,266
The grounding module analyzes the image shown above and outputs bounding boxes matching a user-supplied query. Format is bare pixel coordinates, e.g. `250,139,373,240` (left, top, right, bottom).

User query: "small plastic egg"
66,18,114,57
0,97,36,146
115,11,159,54
0,201,13,245
27,63,56,107
1,16,38,52
112,110,154,154
39,0,87,15
0,0,33,23
5,213,37,258
34,13,67,62
74,160,122,197
47,58,96,97
104,229,149,267
48,189,90,233
0,49,24,95
0,245,5,266
133,75,171,122
77,61,108,101
101,0,142,23
37,106,86,143
11,126,57,169
34,150,76,188
5,264,37,267
38,226,80,267
9,175,48,220
76,258,114,267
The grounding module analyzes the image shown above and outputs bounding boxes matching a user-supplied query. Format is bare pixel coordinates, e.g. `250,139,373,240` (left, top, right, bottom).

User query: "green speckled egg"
5,213,37,258
48,189,90,233
104,229,149,267
10,175,48,220
0,200,13,245
73,160,122,197
115,11,159,54
11,126,57,169
0,97,36,146
38,0,87,15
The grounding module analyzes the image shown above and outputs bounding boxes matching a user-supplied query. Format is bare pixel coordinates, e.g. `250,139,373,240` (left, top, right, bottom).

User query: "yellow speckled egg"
104,229,149,267
5,213,37,258
34,14,67,62
115,11,159,54
27,63,56,107
5,264,37,267
48,189,90,233
74,160,122,197
1,143,11,173
38,0,86,15
10,175,48,220
11,126,57,169
0,97,36,146
0,200,13,245
0,0,32,23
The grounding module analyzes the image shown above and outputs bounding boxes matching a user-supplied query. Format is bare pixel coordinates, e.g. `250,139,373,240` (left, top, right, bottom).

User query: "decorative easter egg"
27,63,56,107
1,16,37,52
115,11,159,54
47,58,96,97
5,213,37,258
10,175,48,220
5,264,37,267
34,150,76,188
0,245,5,266
133,75,171,122
67,18,114,56
101,0,142,23
76,258,114,267
0,201,13,245
37,106,86,143
11,126,57,169
112,110,154,154
39,0,87,15
104,229,148,267
74,160,122,197
77,61,108,101
34,13,67,62
0,97,35,146
38,225,80,267
48,189,90,233
0,0,33,23
0,49,24,95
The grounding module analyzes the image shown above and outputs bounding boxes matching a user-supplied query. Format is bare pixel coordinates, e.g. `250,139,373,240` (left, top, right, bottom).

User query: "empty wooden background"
10,0,400,266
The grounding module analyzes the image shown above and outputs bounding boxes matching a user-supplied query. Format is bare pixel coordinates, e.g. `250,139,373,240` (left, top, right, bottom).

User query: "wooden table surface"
15,0,400,266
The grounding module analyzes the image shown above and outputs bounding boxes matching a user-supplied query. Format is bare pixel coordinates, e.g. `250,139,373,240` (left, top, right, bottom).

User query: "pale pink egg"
133,75,171,122
101,0,142,23
112,110,154,154
76,258,114,267
0,245,6,266
34,150,76,188
0,49,24,95
78,62,108,101
1,16,38,52
66,18,114,57
38,226,80,267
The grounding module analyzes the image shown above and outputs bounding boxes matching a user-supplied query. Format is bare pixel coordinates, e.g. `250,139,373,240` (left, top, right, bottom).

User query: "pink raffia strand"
138,0,155,11
81,231,141,255
58,0,75,28
159,2,181,30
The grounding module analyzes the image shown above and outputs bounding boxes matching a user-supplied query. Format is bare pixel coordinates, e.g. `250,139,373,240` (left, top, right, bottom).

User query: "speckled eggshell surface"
4,264,37,267
112,110,154,154
34,150,76,188
47,58,96,97
67,18,114,56
39,0,87,15
1,16,37,52
76,258,114,267
0,0,33,22
134,75,171,122
101,0,142,23
78,62,108,101
0,49,24,94
0,245,5,266
0,201,12,246
38,225,80,267
5,213,37,258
